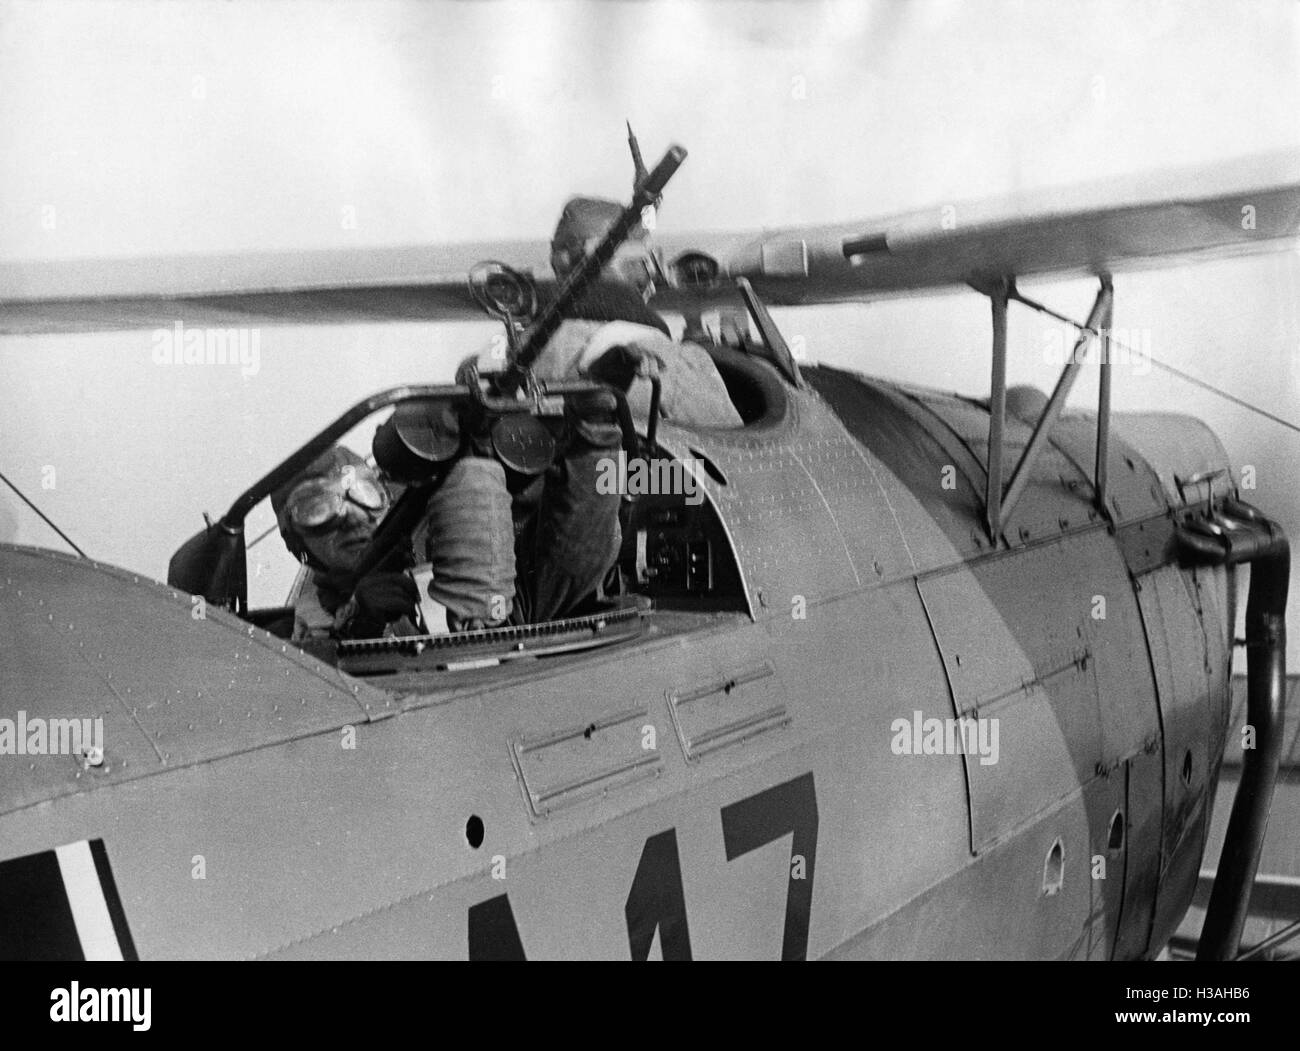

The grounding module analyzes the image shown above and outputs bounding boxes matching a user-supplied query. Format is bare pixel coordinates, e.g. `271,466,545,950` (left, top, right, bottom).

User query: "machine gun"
460,137,685,458
467,141,687,398
347,141,687,593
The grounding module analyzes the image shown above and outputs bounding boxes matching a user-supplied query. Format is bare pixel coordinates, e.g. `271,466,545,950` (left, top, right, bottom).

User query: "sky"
1,0,1299,645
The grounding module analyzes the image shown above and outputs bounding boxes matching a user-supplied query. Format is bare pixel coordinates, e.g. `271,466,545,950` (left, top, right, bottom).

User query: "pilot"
271,446,422,641
531,195,744,430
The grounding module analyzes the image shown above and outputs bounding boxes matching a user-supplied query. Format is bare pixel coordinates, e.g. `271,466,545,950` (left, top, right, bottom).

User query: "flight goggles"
285,465,388,531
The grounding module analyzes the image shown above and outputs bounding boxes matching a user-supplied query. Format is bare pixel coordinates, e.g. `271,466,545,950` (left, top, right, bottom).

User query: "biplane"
1,136,1297,960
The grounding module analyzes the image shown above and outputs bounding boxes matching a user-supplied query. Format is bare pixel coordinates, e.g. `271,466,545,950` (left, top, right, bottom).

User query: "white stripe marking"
54,841,122,961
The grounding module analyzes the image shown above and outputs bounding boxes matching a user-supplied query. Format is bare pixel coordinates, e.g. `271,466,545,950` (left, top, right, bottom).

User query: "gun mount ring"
468,261,539,323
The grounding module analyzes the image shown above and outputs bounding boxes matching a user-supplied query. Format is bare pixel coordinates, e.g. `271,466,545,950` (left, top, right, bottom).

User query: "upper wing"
0,240,555,334
657,150,1300,305
4,151,1298,333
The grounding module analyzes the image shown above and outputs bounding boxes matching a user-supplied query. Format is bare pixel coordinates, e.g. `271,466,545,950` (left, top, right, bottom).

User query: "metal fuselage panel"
1132,563,1232,953
0,546,397,812
1,582,963,959
0,363,1235,959
797,367,1231,958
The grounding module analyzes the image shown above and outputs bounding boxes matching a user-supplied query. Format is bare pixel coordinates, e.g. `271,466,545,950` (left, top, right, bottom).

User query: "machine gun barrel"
499,144,687,393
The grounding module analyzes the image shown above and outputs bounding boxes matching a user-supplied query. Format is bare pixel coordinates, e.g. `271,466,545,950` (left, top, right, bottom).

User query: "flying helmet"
551,196,658,293
271,446,388,567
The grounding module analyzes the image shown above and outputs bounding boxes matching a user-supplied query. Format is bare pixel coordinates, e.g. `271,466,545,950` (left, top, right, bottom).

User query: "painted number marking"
625,828,692,960
467,894,526,961
720,772,819,961
467,772,818,959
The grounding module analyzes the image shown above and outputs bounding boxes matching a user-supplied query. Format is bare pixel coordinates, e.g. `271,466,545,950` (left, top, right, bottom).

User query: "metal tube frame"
1094,298,1114,520
220,378,640,530
985,281,1008,541
977,275,1115,542
1236,915,1300,961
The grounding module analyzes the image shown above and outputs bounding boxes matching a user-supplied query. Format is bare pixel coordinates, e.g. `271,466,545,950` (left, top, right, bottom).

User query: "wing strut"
976,275,1114,542
984,280,1009,540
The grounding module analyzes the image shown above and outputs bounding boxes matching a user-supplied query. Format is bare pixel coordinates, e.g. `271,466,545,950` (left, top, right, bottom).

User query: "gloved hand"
338,572,420,638
586,344,661,391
